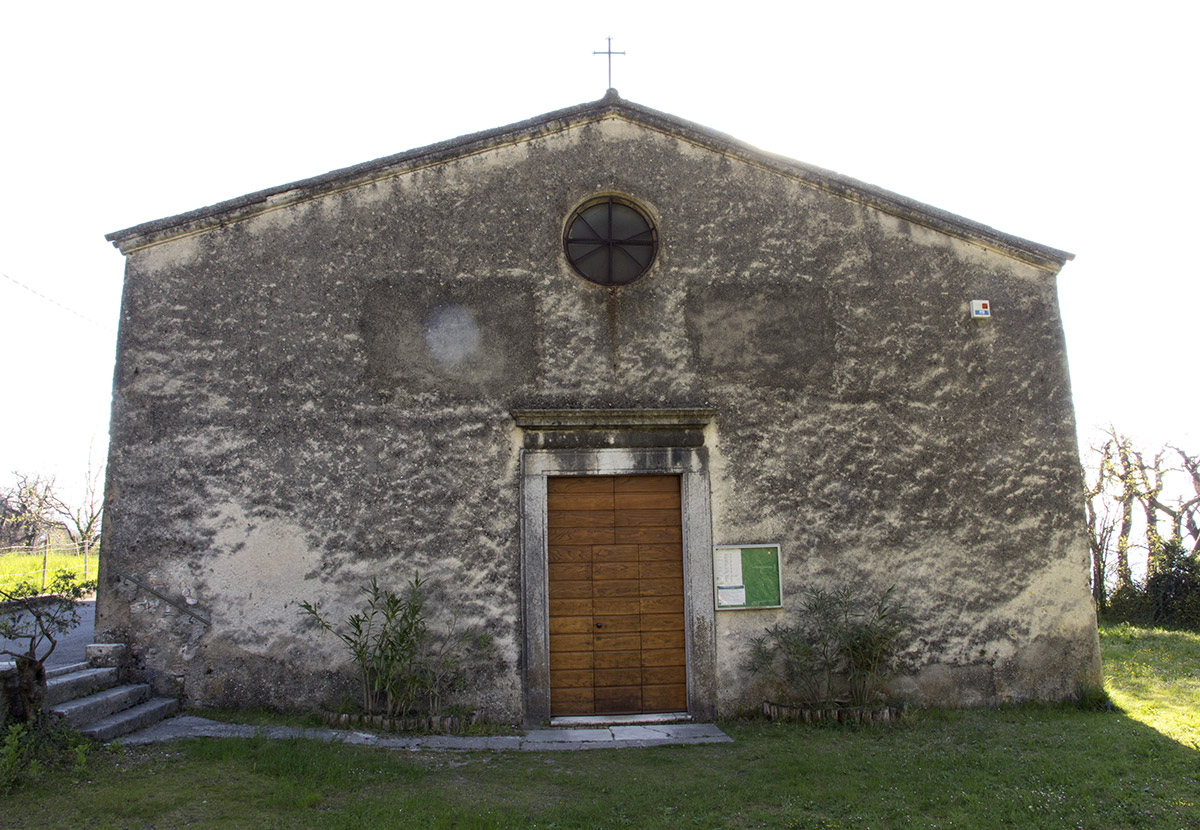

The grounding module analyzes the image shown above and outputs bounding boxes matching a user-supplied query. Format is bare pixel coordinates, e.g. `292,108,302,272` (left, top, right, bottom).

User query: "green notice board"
714,544,782,609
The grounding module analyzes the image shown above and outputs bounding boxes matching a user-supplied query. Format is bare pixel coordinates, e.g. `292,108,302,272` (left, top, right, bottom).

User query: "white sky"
2,1,1197,505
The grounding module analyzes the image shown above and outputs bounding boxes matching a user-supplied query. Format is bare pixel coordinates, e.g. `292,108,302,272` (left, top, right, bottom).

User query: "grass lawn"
0,550,98,593
3,624,1198,828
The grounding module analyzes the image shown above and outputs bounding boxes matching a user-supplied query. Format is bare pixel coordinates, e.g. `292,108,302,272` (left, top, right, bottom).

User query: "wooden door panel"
640,561,683,579
643,666,686,686
641,596,684,615
595,687,641,713
641,648,686,668
549,510,615,528
548,562,591,581
548,546,592,563
550,688,593,716
547,475,687,716
549,477,614,494
614,491,681,510
592,598,640,616
592,614,640,633
550,633,593,651
549,527,617,545
639,578,683,596
614,476,679,492
551,652,594,670
593,579,640,598
616,509,683,527
641,631,686,650
614,526,682,544
595,668,641,687
642,685,686,711
639,544,683,561
593,562,640,580
551,669,594,688
549,599,592,617
549,493,614,511
640,613,685,631
592,545,640,562
593,633,639,651
549,616,594,634
548,581,592,599
594,650,641,669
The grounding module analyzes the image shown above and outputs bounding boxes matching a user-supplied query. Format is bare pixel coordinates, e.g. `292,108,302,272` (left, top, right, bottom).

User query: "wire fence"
0,541,100,595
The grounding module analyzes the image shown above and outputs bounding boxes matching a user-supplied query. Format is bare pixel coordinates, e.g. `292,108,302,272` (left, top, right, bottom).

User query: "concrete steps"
51,682,152,727
80,697,179,741
45,666,118,706
44,647,178,741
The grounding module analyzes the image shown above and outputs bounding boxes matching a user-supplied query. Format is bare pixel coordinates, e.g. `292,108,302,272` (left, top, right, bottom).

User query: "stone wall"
99,109,1100,719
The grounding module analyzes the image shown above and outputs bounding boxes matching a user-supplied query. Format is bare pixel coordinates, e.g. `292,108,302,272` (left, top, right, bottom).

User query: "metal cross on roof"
593,37,625,90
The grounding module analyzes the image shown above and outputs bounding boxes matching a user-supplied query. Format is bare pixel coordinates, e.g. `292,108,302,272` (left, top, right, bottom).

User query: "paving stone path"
117,716,731,751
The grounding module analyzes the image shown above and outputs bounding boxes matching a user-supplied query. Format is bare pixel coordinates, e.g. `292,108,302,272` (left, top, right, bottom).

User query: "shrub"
301,576,425,718
0,719,95,795
1104,543,1200,631
747,585,907,707
300,575,492,720
1145,542,1200,630
1106,583,1152,626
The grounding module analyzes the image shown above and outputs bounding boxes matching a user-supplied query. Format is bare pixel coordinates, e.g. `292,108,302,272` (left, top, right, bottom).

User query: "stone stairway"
45,647,178,741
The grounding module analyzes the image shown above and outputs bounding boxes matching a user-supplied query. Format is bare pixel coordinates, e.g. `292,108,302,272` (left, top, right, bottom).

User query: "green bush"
1146,542,1200,630
0,719,94,795
1104,543,1200,631
746,585,907,707
300,575,493,720
1105,583,1153,626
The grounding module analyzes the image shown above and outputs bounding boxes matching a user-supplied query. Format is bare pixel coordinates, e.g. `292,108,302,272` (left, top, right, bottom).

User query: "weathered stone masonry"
99,91,1101,722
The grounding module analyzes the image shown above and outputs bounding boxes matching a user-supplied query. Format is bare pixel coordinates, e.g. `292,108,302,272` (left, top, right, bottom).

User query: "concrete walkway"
117,715,731,751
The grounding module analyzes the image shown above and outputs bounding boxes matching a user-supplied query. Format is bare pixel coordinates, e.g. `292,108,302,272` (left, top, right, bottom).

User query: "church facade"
99,92,1101,722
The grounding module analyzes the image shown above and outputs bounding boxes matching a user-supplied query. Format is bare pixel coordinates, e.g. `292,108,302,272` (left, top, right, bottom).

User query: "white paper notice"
714,547,746,607
718,585,747,607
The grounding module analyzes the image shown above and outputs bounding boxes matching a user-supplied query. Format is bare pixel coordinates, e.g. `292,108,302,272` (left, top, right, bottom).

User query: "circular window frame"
563,194,659,287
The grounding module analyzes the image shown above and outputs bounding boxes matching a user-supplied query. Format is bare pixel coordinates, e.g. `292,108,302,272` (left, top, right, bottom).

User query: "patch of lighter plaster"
871,212,1051,278
424,304,481,365
203,503,336,659
132,235,199,275
246,200,302,234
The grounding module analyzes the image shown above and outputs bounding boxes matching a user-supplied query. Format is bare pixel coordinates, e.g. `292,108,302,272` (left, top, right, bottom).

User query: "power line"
0,271,102,328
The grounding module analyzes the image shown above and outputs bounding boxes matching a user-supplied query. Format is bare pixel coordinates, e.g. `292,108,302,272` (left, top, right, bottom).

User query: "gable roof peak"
106,92,1072,270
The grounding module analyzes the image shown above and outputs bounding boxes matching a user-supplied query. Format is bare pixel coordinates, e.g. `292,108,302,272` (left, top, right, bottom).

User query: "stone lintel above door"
511,409,716,450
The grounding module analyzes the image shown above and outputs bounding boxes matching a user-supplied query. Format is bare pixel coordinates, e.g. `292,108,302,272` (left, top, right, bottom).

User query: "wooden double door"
547,475,687,716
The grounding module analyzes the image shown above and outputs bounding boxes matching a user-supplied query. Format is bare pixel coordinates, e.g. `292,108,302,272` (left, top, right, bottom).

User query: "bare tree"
1131,447,1170,574
48,456,104,555
1083,432,1200,618
0,473,58,549
1102,430,1140,590
1167,447,1200,556
1082,445,1117,610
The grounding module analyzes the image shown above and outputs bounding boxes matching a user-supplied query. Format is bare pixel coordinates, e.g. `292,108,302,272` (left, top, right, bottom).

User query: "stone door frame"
515,415,717,726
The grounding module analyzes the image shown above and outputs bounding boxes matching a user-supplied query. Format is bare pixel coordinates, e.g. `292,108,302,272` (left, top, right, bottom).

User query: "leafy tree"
0,570,96,722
